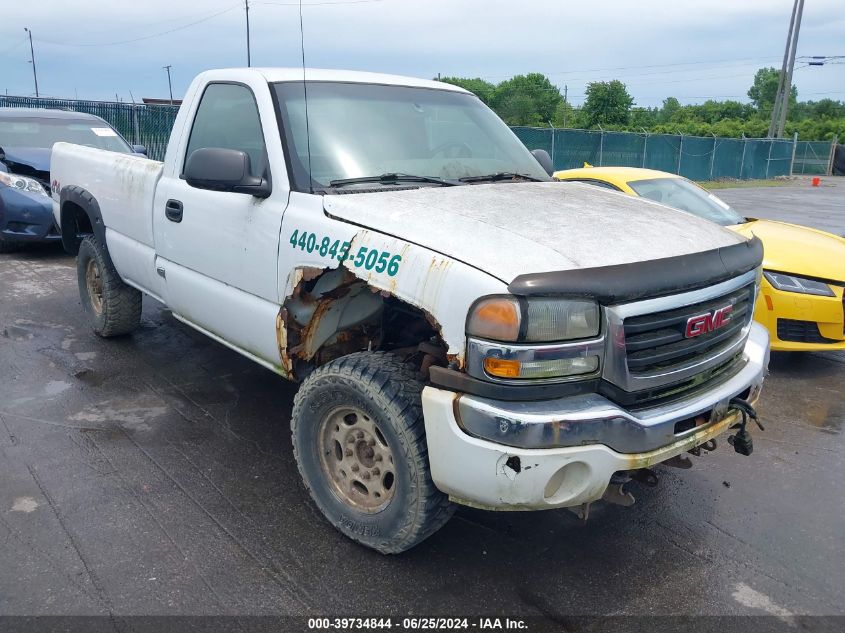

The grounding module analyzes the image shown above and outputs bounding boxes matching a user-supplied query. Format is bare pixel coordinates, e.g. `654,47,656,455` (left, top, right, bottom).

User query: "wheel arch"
59,186,106,256
279,266,450,381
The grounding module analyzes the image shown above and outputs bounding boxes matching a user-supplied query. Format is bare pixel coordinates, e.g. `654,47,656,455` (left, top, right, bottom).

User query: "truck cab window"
184,83,268,178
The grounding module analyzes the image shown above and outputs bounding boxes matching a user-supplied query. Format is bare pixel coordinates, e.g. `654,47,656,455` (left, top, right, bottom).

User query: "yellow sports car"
554,166,845,352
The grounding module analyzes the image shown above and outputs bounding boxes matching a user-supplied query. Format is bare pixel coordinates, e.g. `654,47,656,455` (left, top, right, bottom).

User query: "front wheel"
77,235,141,337
291,352,454,554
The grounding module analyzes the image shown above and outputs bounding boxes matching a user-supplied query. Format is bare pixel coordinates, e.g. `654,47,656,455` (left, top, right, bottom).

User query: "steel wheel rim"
85,258,104,315
318,406,396,513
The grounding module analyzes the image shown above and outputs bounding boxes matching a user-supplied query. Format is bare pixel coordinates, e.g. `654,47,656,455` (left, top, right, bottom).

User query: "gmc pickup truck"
51,68,769,554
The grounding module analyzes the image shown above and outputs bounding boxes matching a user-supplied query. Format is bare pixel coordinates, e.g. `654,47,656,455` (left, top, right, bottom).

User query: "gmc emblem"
685,305,733,338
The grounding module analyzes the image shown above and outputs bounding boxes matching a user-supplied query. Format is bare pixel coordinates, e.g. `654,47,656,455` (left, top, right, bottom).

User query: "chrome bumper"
454,322,769,454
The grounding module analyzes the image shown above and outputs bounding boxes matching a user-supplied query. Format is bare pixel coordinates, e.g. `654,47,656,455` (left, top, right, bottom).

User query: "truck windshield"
0,117,131,153
272,81,550,191
628,177,746,226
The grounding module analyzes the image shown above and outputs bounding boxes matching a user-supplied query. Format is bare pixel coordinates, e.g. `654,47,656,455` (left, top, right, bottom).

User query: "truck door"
152,81,290,370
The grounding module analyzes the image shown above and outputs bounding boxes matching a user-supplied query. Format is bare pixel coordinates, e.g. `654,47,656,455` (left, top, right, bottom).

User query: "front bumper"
755,278,845,352
421,322,769,511
0,187,61,243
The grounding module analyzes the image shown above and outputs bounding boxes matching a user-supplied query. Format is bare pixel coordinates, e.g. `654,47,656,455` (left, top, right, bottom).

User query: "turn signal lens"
483,355,600,380
483,357,522,378
467,297,521,342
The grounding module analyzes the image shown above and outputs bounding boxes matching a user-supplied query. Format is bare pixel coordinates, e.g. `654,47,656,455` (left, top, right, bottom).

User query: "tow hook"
727,398,764,456
629,468,658,487
688,439,717,457
602,473,636,507
664,454,693,469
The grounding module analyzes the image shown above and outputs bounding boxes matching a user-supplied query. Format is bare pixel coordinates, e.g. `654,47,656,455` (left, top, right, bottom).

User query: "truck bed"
51,142,163,249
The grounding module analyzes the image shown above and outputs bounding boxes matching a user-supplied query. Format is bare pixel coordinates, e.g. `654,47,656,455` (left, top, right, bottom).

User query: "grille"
777,319,838,344
623,283,754,375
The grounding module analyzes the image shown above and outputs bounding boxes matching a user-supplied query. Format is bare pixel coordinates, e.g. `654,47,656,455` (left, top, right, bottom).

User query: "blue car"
0,108,143,253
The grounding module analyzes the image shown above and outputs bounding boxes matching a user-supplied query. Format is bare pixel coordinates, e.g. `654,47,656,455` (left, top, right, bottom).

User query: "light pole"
163,65,173,105
23,27,39,98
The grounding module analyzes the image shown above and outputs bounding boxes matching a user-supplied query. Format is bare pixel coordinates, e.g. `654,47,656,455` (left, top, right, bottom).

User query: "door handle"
165,199,183,223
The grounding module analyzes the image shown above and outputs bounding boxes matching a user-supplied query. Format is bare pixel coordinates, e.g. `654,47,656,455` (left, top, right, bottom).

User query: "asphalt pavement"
717,176,844,235
0,183,842,628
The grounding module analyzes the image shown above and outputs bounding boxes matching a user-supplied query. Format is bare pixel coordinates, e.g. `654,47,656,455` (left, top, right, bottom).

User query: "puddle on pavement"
803,401,844,432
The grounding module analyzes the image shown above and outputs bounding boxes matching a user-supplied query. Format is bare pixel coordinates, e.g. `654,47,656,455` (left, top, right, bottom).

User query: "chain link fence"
0,96,838,178
511,127,806,180
0,96,178,161
792,139,839,176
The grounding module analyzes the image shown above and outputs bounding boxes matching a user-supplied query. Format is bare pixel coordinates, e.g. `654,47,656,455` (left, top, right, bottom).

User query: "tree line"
439,68,844,141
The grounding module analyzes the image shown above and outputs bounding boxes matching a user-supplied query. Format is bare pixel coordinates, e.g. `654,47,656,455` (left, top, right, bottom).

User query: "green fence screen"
0,96,834,178
511,127,801,180
792,141,833,176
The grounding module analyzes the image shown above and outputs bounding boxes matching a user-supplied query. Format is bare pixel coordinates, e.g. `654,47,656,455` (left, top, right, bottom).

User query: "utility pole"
768,0,796,137
23,27,39,98
777,0,804,138
769,0,803,138
245,0,251,67
163,65,174,105
563,84,568,128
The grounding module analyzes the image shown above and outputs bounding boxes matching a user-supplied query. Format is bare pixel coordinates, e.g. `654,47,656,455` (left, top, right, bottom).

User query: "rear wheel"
291,352,454,554
77,235,141,337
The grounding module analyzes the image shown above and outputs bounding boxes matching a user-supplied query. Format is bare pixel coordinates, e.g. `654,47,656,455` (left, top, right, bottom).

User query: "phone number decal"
289,229,402,277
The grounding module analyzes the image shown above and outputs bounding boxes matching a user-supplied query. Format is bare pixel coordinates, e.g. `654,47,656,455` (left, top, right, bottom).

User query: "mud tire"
77,235,141,337
291,352,454,554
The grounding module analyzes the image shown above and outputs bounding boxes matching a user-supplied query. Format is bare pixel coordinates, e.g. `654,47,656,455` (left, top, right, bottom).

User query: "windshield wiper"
459,172,545,183
328,173,459,188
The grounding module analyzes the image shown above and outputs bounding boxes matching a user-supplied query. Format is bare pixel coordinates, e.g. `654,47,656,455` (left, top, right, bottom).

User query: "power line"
25,0,382,49
533,59,784,85
254,0,385,5
0,35,27,57
33,4,241,47
476,56,783,81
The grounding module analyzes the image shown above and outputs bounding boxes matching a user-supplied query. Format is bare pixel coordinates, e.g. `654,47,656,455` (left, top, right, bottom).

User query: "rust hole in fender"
278,266,450,381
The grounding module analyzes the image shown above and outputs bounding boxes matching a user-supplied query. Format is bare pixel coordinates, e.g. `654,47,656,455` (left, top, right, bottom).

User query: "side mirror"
531,149,554,176
184,147,271,198
132,145,148,156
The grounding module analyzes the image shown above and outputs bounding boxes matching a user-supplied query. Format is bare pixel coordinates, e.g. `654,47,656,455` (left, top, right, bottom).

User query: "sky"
1,0,843,107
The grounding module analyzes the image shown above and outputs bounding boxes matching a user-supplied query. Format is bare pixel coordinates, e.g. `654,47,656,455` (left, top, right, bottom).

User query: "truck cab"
51,68,769,553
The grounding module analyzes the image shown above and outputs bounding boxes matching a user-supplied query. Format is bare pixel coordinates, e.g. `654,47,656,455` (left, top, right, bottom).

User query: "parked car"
554,166,845,353
52,68,768,553
0,108,142,252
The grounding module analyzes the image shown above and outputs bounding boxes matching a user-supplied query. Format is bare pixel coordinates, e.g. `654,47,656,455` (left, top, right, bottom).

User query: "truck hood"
323,182,745,283
0,147,51,175
732,219,845,282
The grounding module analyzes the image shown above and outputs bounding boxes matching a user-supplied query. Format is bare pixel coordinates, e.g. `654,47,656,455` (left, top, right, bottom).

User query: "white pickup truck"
51,68,769,553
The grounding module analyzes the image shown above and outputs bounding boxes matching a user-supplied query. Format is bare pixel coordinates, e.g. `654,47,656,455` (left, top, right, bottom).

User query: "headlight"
466,296,602,382
467,296,600,343
763,271,834,297
0,171,49,197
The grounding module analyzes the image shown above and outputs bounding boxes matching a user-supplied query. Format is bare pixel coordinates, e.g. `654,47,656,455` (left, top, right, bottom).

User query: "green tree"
491,73,562,126
747,67,796,114
629,106,659,128
582,80,634,127
812,98,845,119
438,76,496,105
659,97,681,123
